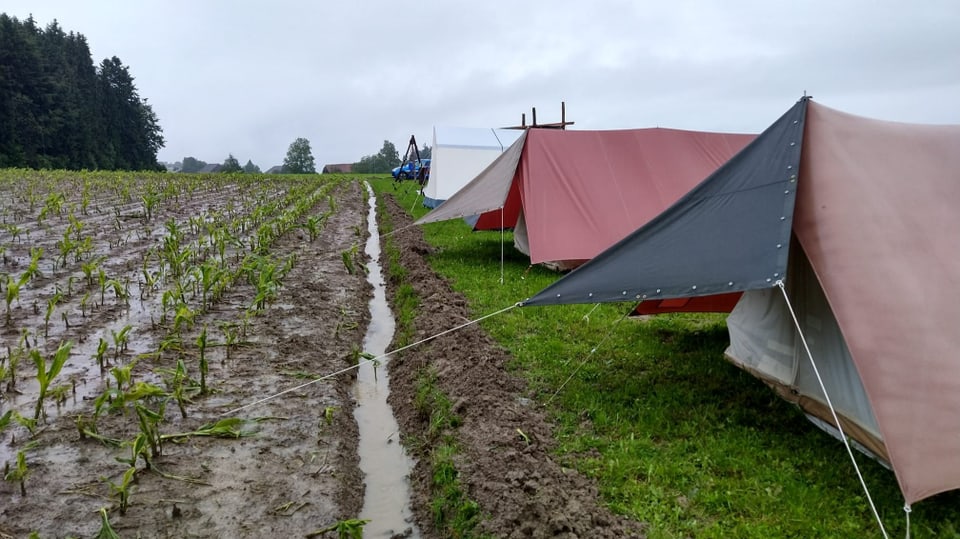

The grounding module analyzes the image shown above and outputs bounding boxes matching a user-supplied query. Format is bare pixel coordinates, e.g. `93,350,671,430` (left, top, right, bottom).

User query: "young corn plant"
4,274,19,326
94,337,108,370
219,322,240,360
44,290,63,338
33,341,73,421
135,402,164,463
197,325,209,394
95,506,121,539
4,450,29,496
111,325,133,363
106,466,137,514
159,358,197,418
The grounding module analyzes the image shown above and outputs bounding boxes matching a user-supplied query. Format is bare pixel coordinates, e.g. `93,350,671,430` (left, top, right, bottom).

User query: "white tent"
423,126,524,208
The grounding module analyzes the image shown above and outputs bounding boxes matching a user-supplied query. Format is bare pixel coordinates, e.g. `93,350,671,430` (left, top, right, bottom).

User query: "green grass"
373,178,960,539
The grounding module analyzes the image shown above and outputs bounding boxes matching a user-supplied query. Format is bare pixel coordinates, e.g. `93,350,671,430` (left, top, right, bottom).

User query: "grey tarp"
522,98,807,306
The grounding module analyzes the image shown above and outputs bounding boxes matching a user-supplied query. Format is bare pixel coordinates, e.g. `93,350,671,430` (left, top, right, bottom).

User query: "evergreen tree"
0,14,163,170
221,153,242,173
243,159,261,173
282,137,316,173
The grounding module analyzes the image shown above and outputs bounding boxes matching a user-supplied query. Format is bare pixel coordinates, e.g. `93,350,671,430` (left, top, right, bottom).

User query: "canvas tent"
523,97,960,505
423,126,525,208
416,126,755,270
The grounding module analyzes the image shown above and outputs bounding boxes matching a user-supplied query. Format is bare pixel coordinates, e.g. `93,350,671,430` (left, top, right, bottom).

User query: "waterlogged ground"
1,174,370,537
2,172,644,538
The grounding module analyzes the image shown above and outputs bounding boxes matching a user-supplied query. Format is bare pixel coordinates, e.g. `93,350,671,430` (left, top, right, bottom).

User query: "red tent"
417,127,754,271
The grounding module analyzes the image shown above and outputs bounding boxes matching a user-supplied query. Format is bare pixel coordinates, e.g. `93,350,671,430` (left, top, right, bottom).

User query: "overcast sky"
5,1,960,169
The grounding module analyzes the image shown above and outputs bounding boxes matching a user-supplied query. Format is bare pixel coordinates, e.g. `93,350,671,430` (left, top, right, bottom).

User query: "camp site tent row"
417,126,755,270
423,126,525,208
523,98,960,505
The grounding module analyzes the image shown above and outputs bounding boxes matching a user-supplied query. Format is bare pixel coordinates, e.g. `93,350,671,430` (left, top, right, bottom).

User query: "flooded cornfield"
0,170,373,537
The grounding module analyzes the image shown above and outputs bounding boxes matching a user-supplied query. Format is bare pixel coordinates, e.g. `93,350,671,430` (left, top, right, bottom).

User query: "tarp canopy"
424,126,525,208
524,98,960,504
417,126,755,268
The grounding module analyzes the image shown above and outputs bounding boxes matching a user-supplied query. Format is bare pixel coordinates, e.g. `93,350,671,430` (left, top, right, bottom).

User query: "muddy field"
1,174,643,538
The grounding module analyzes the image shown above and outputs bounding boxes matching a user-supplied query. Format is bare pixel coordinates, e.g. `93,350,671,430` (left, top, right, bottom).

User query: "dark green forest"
0,14,164,170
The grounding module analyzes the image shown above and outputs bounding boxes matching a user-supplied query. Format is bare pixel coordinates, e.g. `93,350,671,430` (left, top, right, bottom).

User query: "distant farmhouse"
265,165,284,174
322,163,353,174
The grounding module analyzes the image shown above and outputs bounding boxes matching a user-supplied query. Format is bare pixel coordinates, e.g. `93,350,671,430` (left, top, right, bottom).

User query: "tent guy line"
217,302,520,418
777,280,889,539
544,300,638,406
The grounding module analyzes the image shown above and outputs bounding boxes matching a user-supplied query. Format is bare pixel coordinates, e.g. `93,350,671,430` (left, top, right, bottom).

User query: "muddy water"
353,183,420,538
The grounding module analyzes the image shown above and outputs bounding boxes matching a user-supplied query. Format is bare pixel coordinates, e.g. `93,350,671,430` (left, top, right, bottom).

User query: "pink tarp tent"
416,127,755,270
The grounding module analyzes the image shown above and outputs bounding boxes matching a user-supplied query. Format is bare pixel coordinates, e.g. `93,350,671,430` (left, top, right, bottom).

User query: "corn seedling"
8,409,38,436
4,274,20,326
94,337,108,370
172,304,195,336
324,406,337,426
4,450,29,496
135,402,164,462
117,432,151,471
159,359,197,418
219,322,240,360
95,506,121,539
105,278,130,306
300,214,324,241
341,248,356,275
197,325,209,394
111,325,133,363
161,417,261,440
106,466,137,514
44,290,63,337
21,247,43,283
81,257,103,287
33,341,73,420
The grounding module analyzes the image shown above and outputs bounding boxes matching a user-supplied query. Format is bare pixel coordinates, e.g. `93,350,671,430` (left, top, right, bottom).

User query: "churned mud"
379,195,645,538
2,178,646,538
1,180,370,538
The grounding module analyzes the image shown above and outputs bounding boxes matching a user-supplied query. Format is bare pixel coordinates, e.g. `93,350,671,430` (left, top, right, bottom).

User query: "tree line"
350,140,430,174
0,14,164,170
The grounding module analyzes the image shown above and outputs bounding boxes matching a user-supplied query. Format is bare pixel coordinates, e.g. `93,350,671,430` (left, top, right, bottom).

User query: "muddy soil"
1,181,370,538
380,195,646,538
2,178,646,538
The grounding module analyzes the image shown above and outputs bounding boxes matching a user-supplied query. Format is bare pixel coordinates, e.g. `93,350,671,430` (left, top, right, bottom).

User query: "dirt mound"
381,195,646,538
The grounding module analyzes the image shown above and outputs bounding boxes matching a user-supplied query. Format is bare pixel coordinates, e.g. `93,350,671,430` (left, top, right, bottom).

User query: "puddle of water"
353,182,420,538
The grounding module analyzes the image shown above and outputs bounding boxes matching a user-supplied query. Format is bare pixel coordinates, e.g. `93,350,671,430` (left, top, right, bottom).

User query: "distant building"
198,163,222,173
322,163,353,173
265,165,284,174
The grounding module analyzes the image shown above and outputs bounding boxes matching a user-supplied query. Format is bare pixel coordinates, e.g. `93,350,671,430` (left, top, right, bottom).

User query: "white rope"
776,281,889,539
220,302,520,416
548,302,637,403
903,504,911,539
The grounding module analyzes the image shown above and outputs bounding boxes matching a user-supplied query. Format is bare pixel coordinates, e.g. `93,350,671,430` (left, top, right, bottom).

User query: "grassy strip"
376,193,419,348
373,178,960,539
374,179,487,538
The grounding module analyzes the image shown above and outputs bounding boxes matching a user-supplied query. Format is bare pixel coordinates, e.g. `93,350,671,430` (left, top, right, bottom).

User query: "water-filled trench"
352,182,421,537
